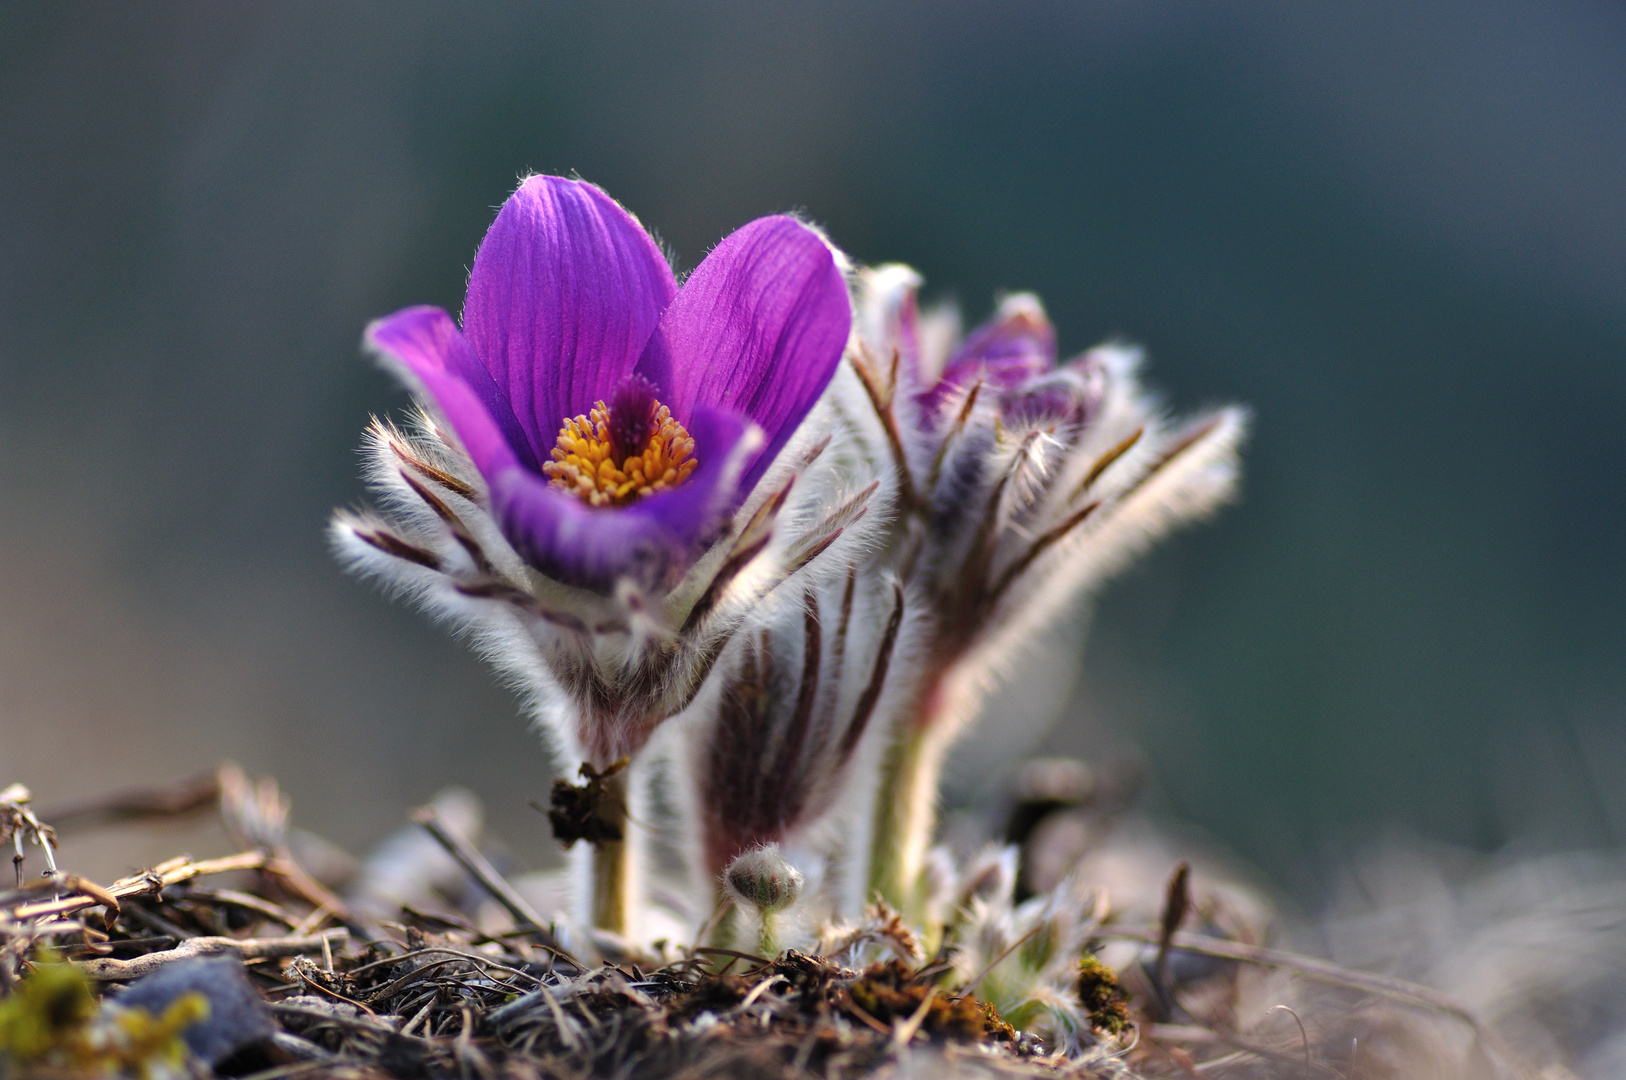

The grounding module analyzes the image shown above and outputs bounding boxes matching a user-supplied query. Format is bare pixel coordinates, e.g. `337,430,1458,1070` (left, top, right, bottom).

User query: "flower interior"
543,375,698,507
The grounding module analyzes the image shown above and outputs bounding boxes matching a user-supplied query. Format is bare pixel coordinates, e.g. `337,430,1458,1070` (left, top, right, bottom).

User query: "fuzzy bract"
941,846,1109,1054
680,555,907,906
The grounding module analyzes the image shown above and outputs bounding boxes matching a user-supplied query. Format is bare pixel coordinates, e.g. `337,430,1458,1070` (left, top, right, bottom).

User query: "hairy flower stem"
869,671,977,924
704,899,780,958
708,903,741,957
869,725,942,923
758,911,781,959
588,770,633,936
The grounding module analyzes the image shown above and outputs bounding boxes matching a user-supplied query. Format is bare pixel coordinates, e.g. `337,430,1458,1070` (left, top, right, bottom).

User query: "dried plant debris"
0,886,1091,1079
2,784,60,887
3,766,1570,1079
545,760,629,847
0,770,1134,1079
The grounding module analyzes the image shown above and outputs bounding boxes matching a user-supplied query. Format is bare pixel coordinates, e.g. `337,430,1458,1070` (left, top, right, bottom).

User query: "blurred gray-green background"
3,2,1623,897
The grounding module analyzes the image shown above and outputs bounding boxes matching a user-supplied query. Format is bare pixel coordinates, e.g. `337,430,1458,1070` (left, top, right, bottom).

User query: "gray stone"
114,954,274,1065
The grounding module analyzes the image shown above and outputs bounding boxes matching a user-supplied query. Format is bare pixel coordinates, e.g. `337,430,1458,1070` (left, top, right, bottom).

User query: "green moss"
0,946,209,1078
847,959,1015,1044
0,948,97,1063
1076,954,1131,1035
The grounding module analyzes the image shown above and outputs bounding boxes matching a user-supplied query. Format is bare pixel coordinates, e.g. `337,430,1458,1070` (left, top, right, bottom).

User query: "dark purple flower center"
606,374,661,463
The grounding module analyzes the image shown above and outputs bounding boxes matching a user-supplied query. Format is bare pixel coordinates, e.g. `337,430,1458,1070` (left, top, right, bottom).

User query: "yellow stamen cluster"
543,399,699,506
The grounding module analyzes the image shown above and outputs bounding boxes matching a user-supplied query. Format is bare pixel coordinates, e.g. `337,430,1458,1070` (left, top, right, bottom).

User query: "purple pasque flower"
853,270,1245,702
333,177,876,769
366,175,852,593
848,266,1246,909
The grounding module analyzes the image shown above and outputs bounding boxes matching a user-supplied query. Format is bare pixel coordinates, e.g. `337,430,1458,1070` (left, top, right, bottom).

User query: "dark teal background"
3,3,1623,894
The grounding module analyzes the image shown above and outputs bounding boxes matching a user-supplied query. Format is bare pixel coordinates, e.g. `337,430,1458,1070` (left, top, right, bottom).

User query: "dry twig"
76,931,348,981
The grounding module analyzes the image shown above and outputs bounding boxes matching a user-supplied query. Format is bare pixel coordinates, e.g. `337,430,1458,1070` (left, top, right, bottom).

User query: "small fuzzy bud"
723,843,804,915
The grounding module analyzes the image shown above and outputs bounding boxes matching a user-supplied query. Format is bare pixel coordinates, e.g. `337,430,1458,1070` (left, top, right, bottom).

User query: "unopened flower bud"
723,843,805,915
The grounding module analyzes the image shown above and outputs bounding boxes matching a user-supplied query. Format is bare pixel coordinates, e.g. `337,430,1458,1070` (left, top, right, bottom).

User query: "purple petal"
462,176,677,461
921,296,1055,417
999,371,1097,428
638,215,850,494
489,405,754,591
366,305,536,474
